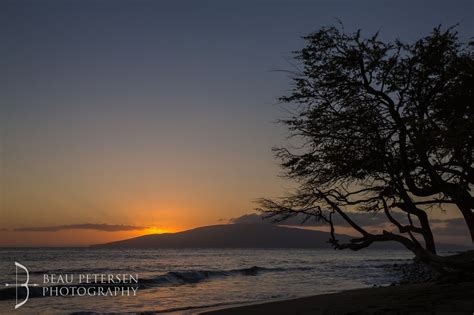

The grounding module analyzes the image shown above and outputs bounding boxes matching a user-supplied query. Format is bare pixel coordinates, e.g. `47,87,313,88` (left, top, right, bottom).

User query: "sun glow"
143,227,175,234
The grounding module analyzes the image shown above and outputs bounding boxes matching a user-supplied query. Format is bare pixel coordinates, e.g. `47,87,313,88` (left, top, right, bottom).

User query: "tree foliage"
259,25,474,264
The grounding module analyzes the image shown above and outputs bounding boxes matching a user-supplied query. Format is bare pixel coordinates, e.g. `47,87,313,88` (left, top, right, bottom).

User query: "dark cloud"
230,213,469,239
13,223,148,232
230,212,406,227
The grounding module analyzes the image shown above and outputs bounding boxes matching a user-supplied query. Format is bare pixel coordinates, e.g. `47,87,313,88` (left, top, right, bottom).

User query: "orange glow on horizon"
0,224,188,247
142,227,178,234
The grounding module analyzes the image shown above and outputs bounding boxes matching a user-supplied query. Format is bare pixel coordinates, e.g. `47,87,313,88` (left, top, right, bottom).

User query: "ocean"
0,248,430,314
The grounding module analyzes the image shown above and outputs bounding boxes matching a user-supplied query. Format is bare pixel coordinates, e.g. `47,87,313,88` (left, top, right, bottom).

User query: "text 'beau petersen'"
43,273,139,284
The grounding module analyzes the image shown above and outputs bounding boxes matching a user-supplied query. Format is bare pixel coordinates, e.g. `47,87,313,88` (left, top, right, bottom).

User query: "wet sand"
201,281,474,314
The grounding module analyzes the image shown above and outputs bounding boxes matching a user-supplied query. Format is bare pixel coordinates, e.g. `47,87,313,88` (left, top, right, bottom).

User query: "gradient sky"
1,0,473,246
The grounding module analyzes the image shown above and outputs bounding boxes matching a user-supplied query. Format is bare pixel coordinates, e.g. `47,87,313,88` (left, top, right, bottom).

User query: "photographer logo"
4,262,38,309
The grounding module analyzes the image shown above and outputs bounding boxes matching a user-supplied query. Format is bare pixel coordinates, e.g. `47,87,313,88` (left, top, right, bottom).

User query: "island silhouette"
90,224,350,248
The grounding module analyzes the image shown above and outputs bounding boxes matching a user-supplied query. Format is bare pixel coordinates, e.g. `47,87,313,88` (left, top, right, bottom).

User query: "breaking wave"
0,265,313,300
140,265,313,285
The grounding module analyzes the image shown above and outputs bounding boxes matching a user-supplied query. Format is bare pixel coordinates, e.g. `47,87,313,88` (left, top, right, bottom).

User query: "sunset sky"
1,0,473,246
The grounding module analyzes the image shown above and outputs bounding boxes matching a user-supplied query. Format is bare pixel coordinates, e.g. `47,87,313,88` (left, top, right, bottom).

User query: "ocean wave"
140,265,313,285
0,266,313,300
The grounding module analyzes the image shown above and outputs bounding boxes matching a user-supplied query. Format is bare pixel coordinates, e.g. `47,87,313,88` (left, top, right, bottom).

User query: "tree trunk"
446,187,474,242
419,215,437,254
456,201,474,242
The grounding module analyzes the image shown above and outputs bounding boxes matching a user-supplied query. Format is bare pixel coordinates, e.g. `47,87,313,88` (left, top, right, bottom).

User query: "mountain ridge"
90,223,349,249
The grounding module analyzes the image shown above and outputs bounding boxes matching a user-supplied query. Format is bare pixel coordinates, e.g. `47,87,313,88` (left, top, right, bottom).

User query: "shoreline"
199,281,474,314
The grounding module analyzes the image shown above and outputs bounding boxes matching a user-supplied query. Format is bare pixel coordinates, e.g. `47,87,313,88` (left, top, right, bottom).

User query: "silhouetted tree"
259,25,473,266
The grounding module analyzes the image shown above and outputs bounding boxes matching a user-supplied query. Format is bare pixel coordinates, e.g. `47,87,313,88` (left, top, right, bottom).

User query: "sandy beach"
202,281,474,314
